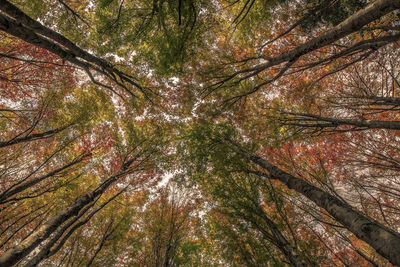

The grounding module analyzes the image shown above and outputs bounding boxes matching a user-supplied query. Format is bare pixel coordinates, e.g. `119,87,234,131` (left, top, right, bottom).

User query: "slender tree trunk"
258,211,307,267
24,188,125,267
0,171,123,266
229,141,400,265
22,200,97,267
268,0,400,65
282,113,400,130
85,223,114,267
0,0,143,96
0,154,86,204
217,0,400,101
0,0,112,73
0,124,72,148
0,12,91,71
223,0,400,85
367,96,400,106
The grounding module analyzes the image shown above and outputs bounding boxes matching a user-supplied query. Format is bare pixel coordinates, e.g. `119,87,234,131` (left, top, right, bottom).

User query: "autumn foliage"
1,0,400,266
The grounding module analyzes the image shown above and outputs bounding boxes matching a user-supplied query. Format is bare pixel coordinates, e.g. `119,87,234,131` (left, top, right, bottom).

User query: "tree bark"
268,0,400,65
0,124,72,148
0,0,104,68
0,170,123,266
251,154,400,265
24,188,125,267
0,0,143,97
282,113,400,131
218,0,400,99
0,154,86,204
22,200,97,267
229,141,400,265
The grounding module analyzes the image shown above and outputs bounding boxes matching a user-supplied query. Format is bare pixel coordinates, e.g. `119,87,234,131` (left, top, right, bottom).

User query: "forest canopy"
1,0,400,266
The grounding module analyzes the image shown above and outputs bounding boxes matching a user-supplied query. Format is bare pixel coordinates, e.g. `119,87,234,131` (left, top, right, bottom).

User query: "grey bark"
24,188,125,267
282,113,400,131
268,0,400,65
240,149,400,265
219,0,400,100
0,0,144,97
0,170,125,266
0,154,86,204
226,139,400,265
0,124,72,148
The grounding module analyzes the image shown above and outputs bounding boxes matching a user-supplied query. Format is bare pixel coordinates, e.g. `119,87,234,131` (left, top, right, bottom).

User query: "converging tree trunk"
210,0,400,100
0,0,146,98
0,157,135,266
23,189,124,267
0,153,87,204
228,140,400,265
0,123,73,148
280,113,400,132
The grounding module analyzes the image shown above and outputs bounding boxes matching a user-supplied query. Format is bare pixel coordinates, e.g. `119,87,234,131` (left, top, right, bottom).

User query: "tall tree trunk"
0,170,125,266
0,0,114,75
22,189,123,267
229,141,400,265
22,200,97,267
268,0,400,65
85,221,114,267
0,154,86,204
0,0,144,97
282,113,400,131
0,124,72,148
217,0,400,99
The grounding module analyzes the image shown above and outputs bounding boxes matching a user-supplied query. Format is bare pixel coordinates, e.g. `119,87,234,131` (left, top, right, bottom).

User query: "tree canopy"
1,0,400,266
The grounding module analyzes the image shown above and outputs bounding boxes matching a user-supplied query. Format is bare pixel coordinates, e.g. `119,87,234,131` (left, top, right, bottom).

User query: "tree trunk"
0,124,72,148
22,201,97,267
24,188,125,267
0,0,143,96
219,0,400,99
0,171,122,266
231,141,400,265
0,154,86,204
0,0,112,74
282,113,400,130
269,0,400,65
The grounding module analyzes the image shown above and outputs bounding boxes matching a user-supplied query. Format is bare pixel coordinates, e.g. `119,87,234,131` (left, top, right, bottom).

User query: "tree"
179,122,400,265
196,0,400,104
0,130,165,266
128,184,200,267
0,29,170,266
196,170,317,266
